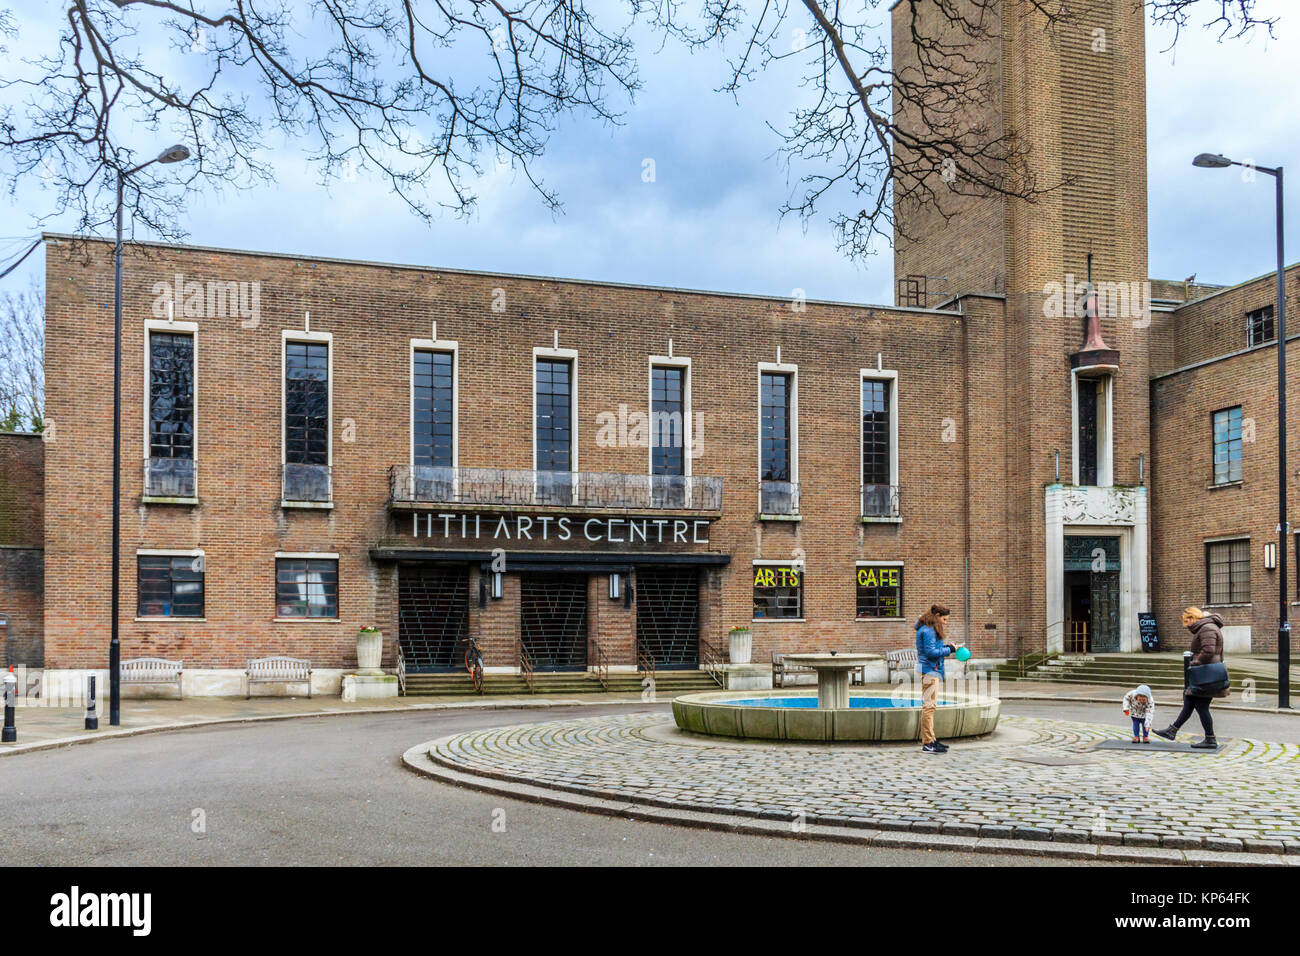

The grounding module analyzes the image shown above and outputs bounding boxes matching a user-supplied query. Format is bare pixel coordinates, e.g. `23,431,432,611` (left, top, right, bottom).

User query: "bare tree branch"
0,283,45,432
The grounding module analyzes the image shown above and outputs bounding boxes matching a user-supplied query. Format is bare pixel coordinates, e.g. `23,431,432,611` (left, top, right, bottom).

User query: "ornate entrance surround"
1045,484,1149,653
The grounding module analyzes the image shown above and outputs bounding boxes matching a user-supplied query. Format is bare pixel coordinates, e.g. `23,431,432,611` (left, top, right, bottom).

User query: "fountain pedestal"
781,654,884,709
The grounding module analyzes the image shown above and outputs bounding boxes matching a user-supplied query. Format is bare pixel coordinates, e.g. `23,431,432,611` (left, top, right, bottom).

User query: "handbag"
1187,660,1230,697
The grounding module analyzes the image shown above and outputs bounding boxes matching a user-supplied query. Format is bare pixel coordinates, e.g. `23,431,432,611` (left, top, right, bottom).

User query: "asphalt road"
1,698,1284,866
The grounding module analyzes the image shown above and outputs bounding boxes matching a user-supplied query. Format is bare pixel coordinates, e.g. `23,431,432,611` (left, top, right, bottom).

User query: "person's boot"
1153,725,1178,741
1191,736,1219,749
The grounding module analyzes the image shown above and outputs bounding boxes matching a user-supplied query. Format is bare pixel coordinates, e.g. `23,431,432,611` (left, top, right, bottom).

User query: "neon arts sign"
411,513,712,545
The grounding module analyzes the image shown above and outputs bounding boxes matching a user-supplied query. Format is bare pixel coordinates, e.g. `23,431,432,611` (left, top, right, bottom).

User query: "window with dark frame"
285,342,329,466
535,358,573,472
856,564,903,619
1247,305,1275,347
752,564,802,619
1212,406,1243,485
862,378,891,486
276,557,339,619
413,350,454,468
760,372,792,482
149,332,194,461
1077,378,1100,486
137,554,204,618
651,365,685,476
1206,539,1250,605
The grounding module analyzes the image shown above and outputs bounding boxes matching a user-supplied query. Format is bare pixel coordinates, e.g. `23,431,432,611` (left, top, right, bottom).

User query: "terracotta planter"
728,628,752,665
357,629,383,673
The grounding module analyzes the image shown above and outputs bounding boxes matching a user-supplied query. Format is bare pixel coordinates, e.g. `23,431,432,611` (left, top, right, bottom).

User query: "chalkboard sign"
1138,612,1160,652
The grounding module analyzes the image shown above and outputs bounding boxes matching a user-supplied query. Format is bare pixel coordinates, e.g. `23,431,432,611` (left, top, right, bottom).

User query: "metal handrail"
389,464,723,512
699,638,726,688
519,641,535,694
636,644,657,687
395,640,406,696
591,639,610,691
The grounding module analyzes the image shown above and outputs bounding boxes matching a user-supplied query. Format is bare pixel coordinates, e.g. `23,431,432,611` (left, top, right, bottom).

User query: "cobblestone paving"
430,713,1300,852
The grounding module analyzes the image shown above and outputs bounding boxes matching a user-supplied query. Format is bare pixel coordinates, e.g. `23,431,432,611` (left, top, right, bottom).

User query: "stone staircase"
996,653,1299,697
402,669,722,697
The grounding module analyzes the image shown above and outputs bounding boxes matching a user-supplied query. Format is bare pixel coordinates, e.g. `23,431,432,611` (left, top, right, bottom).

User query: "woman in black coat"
1153,607,1229,749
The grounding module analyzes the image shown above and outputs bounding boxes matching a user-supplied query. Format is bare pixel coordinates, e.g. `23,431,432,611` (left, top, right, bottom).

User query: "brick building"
2,0,1294,694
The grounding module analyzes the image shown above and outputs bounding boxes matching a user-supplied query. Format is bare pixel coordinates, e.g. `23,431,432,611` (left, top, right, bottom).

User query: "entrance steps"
402,670,722,696
996,654,1299,695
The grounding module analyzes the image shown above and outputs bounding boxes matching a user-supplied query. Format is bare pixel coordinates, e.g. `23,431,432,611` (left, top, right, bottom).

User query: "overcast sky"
2,1,1296,303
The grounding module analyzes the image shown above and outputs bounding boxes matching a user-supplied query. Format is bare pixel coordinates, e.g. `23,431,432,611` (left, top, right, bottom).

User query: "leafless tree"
0,0,1277,261
0,283,45,432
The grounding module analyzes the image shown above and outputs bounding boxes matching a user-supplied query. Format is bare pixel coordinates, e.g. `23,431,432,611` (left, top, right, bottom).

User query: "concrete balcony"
388,465,722,514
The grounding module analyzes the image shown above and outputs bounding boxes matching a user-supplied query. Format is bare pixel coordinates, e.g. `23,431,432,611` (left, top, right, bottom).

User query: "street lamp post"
1193,152,1289,708
109,144,191,726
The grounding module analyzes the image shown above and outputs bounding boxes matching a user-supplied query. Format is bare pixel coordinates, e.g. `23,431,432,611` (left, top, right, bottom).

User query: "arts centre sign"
407,512,714,545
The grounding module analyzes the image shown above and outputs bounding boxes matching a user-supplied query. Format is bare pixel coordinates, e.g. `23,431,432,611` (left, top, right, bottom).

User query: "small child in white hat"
1122,684,1155,744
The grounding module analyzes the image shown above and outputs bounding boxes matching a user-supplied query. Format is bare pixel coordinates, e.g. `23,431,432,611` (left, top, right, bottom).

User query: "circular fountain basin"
671,690,1000,742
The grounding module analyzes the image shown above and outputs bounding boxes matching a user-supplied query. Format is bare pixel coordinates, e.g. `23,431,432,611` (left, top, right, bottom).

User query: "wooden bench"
245,656,313,699
121,657,184,698
772,652,816,689
885,648,918,681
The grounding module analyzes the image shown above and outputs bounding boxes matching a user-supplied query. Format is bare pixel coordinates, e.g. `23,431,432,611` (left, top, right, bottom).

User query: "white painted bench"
121,657,184,698
245,656,312,699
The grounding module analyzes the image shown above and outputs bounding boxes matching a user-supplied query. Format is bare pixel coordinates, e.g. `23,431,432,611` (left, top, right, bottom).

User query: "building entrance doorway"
397,564,470,672
1063,536,1121,652
635,567,700,670
520,573,589,671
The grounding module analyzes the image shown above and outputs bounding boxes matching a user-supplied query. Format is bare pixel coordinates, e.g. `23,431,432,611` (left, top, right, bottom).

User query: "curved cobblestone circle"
430,713,1300,851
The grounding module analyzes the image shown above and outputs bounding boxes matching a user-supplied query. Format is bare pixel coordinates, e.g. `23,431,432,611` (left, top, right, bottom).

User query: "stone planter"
728,628,752,665
356,629,383,674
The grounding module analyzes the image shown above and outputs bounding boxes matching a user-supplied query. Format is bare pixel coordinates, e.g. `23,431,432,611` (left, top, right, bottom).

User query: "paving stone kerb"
671,690,1000,741
419,713,1300,860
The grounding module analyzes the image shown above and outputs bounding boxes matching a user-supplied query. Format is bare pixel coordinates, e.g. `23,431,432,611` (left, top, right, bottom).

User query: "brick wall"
1151,330,1300,651
0,432,44,666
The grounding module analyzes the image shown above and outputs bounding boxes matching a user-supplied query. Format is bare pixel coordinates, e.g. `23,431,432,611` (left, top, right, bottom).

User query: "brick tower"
892,0,1152,653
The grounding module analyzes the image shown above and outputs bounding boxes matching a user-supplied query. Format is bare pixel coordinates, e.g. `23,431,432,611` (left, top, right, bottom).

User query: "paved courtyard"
417,712,1300,863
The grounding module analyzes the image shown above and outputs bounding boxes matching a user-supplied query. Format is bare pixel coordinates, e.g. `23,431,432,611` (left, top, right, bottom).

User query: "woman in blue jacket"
916,603,958,754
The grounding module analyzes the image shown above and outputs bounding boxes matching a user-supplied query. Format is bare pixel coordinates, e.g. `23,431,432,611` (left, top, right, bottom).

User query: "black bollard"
2,665,16,743
1183,650,1193,691
85,674,98,730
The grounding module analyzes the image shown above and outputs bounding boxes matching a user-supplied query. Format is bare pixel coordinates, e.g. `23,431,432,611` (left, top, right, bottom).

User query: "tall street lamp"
1193,151,1289,708
110,144,191,726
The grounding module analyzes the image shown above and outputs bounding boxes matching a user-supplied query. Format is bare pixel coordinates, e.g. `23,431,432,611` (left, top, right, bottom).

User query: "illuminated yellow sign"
753,566,800,588
857,566,900,588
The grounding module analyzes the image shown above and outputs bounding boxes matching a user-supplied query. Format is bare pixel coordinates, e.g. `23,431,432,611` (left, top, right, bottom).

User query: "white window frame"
757,362,798,511
281,329,334,504
647,355,692,478
1070,371,1113,487
532,346,579,473
143,318,200,499
859,367,899,490
751,558,805,623
409,338,459,470
273,551,341,623
134,547,206,622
